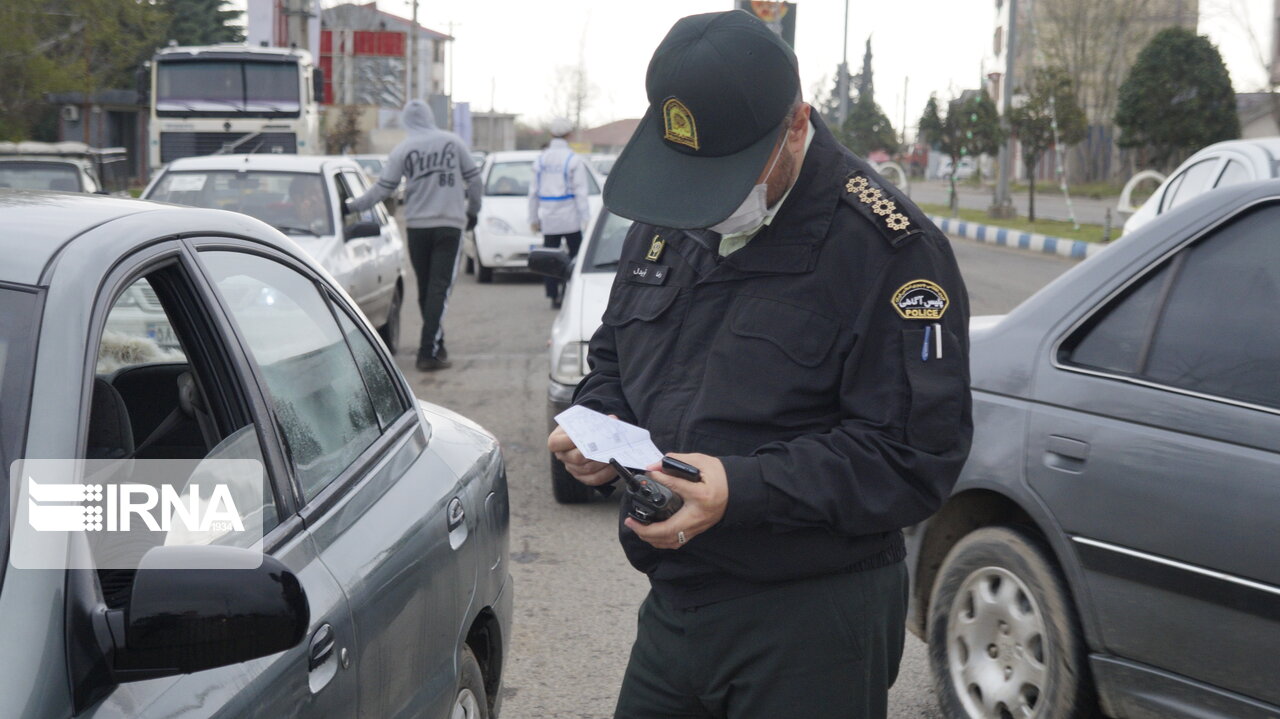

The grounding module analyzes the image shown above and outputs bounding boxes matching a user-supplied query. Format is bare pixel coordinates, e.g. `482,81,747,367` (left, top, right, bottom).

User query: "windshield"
0,161,82,192
148,170,333,236
583,210,633,272
0,286,43,590
157,60,301,114
485,161,532,196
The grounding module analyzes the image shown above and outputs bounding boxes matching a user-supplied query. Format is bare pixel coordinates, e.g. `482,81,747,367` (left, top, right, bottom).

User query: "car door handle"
447,497,465,531
309,623,335,671
1044,435,1089,472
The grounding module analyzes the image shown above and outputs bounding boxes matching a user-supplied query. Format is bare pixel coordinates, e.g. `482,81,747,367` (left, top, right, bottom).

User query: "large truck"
144,44,324,171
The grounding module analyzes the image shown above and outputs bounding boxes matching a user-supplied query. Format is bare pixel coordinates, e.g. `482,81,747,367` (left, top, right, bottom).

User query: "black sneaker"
437,346,448,361
416,356,452,371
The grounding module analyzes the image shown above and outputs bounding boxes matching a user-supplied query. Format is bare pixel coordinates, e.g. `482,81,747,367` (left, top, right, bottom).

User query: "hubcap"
947,566,1048,718
451,687,481,719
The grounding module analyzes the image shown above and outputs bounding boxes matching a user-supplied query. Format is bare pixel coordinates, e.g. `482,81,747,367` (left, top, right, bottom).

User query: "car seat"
87,378,135,459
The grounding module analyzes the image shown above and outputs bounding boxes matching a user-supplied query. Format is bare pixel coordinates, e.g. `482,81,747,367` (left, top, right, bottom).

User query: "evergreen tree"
841,37,897,157
1009,67,1087,221
919,91,1004,215
1115,27,1239,171
160,0,243,45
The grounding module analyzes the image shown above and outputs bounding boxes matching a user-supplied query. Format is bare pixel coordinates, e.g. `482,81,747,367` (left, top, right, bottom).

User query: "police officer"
547,10,972,719
529,116,592,308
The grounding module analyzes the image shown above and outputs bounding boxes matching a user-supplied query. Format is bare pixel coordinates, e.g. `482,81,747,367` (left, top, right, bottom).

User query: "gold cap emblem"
662,98,699,150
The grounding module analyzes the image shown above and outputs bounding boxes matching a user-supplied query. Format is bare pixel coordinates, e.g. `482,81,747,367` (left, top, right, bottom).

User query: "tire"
551,453,592,504
453,644,488,719
476,257,493,284
928,525,1096,719
377,281,403,354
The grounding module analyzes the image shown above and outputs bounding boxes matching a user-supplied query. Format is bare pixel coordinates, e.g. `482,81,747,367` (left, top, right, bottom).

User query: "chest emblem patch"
662,98,700,151
892,280,949,320
645,234,666,261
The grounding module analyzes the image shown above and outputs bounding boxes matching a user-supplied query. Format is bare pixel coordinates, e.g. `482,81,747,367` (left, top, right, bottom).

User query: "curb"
927,214,1109,260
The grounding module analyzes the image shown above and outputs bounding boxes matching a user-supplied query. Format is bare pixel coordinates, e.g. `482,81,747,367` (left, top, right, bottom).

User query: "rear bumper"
474,231,541,269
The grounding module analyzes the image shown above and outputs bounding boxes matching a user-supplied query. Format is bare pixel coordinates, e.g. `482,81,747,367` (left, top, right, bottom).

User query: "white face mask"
709,141,785,236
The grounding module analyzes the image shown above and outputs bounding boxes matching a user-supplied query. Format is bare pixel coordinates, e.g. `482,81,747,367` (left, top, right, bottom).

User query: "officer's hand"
531,222,541,234
624,453,728,550
548,423,616,486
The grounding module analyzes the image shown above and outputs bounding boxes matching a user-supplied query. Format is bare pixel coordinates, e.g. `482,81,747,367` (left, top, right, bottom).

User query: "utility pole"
991,0,1016,218
836,0,850,128
408,0,419,100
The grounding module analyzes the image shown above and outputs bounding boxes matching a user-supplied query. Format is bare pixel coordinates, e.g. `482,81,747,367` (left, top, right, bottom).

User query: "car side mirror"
344,220,380,241
528,247,572,282
113,545,308,680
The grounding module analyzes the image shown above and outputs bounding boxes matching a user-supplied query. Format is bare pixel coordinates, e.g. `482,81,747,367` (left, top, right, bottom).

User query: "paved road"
389,235,1077,718
906,179,1123,229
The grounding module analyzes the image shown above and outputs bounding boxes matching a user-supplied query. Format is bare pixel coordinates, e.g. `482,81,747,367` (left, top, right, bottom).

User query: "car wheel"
476,257,493,284
551,453,592,504
453,645,488,719
378,281,403,354
928,525,1094,719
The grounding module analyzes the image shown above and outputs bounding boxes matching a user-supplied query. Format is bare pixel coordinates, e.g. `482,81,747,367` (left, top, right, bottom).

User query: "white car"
532,208,631,502
1123,137,1280,234
0,141,129,194
463,150,605,283
937,156,976,181
143,154,407,352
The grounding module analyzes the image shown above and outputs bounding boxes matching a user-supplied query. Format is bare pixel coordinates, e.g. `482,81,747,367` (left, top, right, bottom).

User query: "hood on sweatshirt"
402,100,437,133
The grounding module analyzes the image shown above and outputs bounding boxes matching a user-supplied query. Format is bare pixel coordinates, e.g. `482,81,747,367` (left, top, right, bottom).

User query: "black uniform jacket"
575,115,973,608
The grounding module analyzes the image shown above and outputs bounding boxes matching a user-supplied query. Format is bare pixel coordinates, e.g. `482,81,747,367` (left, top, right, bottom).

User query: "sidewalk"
927,213,1109,260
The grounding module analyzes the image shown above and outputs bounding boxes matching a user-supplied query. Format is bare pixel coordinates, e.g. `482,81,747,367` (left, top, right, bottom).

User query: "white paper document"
553,405,663,469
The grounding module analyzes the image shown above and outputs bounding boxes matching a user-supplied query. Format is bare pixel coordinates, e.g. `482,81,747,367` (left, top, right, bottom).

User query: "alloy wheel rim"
947,566,1049,719
451,687,480,719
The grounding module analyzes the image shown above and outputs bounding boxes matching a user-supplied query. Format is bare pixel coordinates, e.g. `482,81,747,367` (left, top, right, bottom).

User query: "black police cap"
603,10,801,229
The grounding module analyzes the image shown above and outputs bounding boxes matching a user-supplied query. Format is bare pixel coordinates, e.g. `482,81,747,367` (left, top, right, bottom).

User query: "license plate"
147,322,178,348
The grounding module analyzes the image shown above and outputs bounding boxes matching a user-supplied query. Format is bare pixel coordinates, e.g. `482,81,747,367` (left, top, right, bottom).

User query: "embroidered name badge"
625,261,669,286
645,234,666,262
662,98,699,151
892,280,949,320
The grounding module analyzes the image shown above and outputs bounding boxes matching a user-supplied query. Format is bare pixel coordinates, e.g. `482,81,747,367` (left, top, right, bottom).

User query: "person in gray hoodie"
348,99,482,371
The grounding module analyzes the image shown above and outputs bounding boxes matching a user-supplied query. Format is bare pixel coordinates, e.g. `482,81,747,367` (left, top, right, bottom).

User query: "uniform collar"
548,138,570,149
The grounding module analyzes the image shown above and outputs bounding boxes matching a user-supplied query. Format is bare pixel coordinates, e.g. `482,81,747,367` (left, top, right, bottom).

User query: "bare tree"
1203,0,1279,128
546,13,596,135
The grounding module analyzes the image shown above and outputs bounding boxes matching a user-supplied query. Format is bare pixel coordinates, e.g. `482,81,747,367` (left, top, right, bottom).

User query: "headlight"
551,341,589,385
485,216,515,235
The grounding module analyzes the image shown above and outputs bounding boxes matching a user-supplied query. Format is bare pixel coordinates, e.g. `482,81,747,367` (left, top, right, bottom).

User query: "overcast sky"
315,0,1274,133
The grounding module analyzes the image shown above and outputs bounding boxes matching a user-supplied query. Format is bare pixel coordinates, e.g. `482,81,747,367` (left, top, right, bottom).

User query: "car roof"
1188,137,1280,170
0,190,301,287
160,154,361,173
486,151,543,162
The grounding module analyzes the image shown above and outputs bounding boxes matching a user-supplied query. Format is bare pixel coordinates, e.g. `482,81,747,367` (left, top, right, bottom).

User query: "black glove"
466,213,478,231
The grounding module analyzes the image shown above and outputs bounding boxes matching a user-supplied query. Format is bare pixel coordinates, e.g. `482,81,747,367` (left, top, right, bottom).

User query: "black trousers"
614,562,908,719
407,226,461,359
542,231,582,298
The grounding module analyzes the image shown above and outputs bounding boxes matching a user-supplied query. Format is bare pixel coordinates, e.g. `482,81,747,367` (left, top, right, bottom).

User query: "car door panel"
88,531,358,719
1025,389,1280,705
304,425,475,719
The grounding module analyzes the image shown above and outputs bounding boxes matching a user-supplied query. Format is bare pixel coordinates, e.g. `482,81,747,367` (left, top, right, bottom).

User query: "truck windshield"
0,286,43,591
0,161,82,192
157,60,301,114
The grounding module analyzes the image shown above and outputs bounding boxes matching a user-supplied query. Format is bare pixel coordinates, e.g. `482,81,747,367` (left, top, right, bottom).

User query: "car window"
0,160,83,191
200,251,381,501
486,161,531,196
147,170,334,237
1066,264,1171,374
333,301,409,428
1143,206,1280,407
583,210,633,271
0,286,41,590
1161,159,1220,212
336,171,379,225
89,267,278,541
1065,204,1280,409
1214,159,1250,189
584,165,600,195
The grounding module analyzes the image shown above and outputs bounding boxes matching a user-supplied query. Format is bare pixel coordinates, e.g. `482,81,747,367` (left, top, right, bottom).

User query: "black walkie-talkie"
609,459,684,524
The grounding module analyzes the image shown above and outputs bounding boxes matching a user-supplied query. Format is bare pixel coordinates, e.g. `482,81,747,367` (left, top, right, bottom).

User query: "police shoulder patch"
892,279,949,320
843,170,917,246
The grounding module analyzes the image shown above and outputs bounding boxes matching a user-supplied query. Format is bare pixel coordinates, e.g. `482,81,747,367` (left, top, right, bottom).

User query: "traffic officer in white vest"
529,117,592,308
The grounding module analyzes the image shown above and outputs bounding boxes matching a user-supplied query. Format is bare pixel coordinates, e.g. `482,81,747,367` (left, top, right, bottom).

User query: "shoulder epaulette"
840,169,922,247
